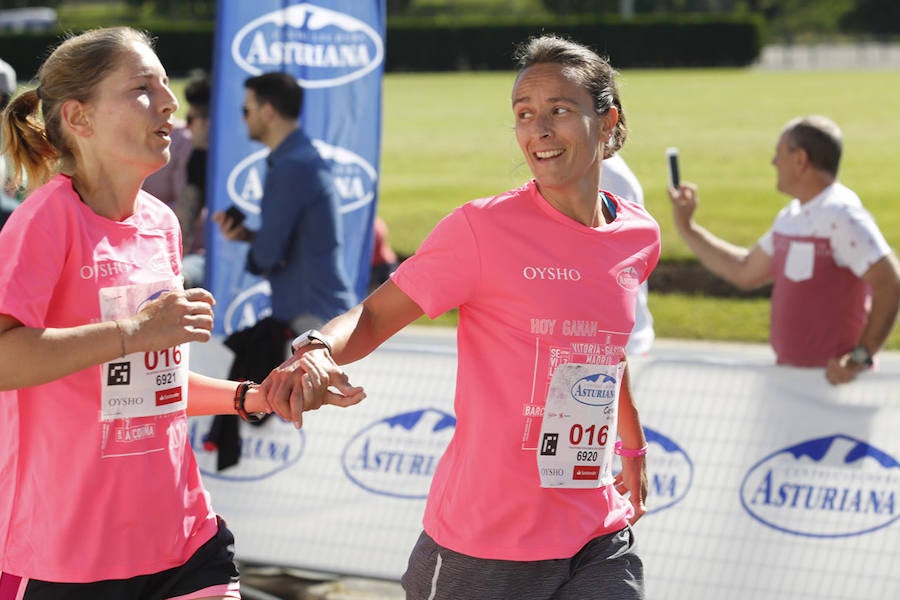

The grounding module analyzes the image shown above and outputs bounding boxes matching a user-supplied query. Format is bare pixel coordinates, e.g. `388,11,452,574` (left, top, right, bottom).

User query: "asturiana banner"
207,0,385,334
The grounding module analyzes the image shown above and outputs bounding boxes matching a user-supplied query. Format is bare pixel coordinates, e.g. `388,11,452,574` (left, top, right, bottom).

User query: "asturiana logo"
312,140,377,214
640,427,693,514
232,4,384,88
226,148,268,216
227,142,376,218
740,434,900,537
189,415,305,481
569,373,617,407
342,408,455,499
223,280,272,336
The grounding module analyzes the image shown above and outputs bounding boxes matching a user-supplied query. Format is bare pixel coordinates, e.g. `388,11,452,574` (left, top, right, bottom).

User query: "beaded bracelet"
614,440,648,457
233,381,264,423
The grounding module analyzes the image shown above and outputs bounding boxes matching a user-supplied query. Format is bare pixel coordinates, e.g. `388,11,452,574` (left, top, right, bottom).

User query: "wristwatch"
291,329,333,354
848,345,873,368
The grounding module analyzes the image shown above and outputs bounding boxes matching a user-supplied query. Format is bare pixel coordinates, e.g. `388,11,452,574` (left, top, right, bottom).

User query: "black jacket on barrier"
205,317,294,471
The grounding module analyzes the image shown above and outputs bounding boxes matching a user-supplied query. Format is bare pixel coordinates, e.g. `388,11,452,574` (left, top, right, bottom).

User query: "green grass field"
380,68,900,254
376,68,900,347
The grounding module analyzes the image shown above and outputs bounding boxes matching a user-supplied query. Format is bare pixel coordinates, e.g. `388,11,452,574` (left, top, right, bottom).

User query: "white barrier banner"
634,356,900,600
191,334,900,596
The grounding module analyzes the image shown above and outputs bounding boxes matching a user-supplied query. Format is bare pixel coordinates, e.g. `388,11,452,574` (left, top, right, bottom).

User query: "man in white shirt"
602,153,655,356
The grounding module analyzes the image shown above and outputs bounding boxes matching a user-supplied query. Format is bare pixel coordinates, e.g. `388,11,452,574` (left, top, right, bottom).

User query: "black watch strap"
848,345,873,367
234,381,266,423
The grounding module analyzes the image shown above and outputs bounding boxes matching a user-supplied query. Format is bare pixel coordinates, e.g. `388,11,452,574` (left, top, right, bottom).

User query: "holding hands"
260,345,366,429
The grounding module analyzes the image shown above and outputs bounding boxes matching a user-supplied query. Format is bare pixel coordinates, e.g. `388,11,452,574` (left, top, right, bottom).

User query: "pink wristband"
615,441,648,457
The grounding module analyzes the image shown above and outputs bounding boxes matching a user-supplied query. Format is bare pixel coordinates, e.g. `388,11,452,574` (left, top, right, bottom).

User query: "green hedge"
0,16,762,81
386,16,765,71
0,26,216,81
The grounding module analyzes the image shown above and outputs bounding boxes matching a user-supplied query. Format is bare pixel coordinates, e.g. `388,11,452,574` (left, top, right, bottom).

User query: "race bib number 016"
537,362,625,488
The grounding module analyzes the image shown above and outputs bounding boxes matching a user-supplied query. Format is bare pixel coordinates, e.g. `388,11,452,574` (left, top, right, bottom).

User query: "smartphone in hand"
666,147,680,189
224,205,246,227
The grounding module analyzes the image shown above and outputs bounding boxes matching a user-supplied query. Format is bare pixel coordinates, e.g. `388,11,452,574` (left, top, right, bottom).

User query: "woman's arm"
614,363,649,524
0,289,215,390
326,279,426,364
186,371,269,417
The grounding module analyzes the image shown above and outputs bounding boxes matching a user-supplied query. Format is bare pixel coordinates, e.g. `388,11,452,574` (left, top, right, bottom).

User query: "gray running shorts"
401,525,644,600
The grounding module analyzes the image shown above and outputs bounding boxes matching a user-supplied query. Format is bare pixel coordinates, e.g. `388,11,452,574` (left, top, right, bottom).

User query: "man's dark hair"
184,72,211,117
185,73,211,107
244,72,302,120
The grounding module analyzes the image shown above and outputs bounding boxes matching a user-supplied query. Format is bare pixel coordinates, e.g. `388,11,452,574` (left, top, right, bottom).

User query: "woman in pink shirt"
0,27,270,599
263,35,660,599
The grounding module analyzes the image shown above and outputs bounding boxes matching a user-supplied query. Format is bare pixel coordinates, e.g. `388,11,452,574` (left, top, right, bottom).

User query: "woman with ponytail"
0,27,269,599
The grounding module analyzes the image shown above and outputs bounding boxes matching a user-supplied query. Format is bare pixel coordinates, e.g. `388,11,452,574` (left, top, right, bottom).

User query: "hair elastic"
614,441,648,457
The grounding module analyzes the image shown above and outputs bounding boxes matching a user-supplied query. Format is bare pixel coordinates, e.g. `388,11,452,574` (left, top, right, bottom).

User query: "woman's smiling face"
512,62,608,194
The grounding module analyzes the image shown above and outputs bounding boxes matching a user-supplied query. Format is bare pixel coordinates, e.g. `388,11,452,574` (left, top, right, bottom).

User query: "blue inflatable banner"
207,0,385,334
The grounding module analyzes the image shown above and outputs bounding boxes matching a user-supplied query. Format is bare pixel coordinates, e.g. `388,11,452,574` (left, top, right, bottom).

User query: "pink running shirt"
392,180,660,561
0,175,218,582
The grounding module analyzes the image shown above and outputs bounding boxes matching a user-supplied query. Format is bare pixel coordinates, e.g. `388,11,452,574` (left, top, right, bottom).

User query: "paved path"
241,568,404,600
754,41,900,70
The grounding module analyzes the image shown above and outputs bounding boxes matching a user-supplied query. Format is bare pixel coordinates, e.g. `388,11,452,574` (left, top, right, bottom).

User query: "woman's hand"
119,288,215,353
614,455,648,525
259,347,366,429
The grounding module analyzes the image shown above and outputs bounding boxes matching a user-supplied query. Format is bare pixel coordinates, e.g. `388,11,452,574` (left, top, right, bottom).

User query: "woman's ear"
59,99,92,138
601,106,619,139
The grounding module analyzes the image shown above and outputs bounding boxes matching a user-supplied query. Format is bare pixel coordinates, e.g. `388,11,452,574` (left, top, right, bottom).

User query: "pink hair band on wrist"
615,441,648,457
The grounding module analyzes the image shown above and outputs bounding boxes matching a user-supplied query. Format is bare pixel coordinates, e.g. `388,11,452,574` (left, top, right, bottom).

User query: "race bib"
537,362,625,488
98,281,188,421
